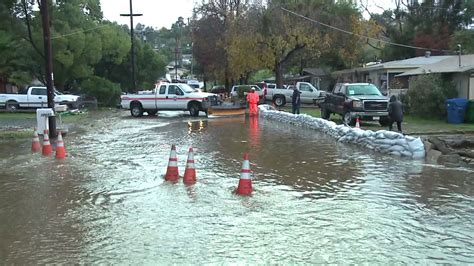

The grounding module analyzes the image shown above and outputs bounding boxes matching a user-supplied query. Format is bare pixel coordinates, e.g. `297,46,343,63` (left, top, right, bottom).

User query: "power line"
50,24,109,40
280,7,453,53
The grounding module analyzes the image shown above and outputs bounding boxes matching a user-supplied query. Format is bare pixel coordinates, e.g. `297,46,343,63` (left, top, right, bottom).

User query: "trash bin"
36,108,54,134
446,98,468,124
465,100,474,123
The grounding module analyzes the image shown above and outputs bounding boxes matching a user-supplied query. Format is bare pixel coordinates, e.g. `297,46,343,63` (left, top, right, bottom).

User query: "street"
0,111,473,263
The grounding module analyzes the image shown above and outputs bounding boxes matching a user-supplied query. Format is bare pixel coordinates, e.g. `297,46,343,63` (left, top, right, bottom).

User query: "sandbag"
374,138,398,146
412,150,425,159
259,107,420,159
400,150,413,157
363,130,375,138
382,131,404,139
407,137,425,152
388,145,406,152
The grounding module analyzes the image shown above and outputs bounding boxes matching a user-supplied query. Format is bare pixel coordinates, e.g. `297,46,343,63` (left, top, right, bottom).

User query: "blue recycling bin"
446,98,468,124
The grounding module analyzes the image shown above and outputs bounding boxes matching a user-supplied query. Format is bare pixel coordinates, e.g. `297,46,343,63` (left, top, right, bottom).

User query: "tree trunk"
275,59,283,88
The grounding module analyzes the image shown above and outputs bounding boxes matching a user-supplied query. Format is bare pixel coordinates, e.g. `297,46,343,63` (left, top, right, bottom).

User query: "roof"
332,55,454,75
372,55,451,70
302,68,329,76
396,54,474,77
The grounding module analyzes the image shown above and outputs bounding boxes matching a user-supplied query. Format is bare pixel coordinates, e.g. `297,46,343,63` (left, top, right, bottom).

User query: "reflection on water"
0,111,473,264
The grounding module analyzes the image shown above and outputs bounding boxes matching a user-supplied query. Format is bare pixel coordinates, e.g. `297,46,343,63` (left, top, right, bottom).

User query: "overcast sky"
99,0,395,29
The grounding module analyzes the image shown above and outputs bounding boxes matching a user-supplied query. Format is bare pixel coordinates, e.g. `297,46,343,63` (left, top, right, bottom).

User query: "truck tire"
130,102,143,117
321,106,330,120
189,102,200,117
343,111,355,126
273,95,286,107
6,101,19,112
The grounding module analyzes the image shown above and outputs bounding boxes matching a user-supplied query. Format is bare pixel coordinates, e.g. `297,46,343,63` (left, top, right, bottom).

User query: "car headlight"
352,100,363,109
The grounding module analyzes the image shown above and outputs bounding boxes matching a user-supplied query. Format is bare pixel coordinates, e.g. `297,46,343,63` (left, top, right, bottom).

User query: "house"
301,68,332,91
396,54,474,99
263,68,331,90
332,53,452,95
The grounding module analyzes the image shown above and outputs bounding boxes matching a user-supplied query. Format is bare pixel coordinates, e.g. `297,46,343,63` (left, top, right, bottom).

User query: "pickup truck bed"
266,82,325,107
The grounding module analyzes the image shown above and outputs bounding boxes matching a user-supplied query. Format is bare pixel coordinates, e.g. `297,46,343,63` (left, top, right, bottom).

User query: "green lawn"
0,112,36,120
281,106,474,134
0,111,91,141
0,111,89,123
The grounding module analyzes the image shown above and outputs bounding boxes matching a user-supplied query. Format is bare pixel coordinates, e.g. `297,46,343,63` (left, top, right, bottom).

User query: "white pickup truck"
120,83,218,117
265,82,326,107
0,86,80,111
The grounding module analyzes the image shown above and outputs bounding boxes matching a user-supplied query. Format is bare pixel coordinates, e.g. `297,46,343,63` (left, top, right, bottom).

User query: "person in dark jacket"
292,86,301,114
388,95,403,132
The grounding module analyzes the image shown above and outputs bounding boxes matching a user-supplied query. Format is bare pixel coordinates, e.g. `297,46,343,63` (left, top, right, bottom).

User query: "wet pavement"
0,111,473,263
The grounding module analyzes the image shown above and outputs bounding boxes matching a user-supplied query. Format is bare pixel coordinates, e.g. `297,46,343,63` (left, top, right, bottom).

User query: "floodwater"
0,111,473,264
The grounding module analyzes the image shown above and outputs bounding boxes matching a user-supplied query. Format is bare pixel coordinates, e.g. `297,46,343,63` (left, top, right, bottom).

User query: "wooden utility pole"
120,0,142,92
40,0,56,137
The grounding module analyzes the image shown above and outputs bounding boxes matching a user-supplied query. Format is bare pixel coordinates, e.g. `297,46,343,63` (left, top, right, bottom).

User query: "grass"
0,112,36,120
0,129,32,140
281,105,474,134
0,110,93,142
0,111,89,123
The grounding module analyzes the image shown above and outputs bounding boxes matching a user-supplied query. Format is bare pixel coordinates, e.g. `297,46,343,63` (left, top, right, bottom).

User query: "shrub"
237,85,252,99
407,74,458,118
80,76,122,107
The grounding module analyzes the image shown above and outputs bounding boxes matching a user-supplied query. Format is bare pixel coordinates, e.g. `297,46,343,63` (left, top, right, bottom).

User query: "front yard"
0,111,90,141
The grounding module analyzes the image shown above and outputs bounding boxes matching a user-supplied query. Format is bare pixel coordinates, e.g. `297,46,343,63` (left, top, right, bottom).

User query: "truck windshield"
178,84,195,93
347,84,381,96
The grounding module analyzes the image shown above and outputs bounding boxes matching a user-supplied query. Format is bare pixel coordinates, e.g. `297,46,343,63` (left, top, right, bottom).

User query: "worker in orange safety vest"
246,87,260,116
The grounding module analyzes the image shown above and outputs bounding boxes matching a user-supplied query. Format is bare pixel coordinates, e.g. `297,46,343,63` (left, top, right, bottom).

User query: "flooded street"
1,111,473,264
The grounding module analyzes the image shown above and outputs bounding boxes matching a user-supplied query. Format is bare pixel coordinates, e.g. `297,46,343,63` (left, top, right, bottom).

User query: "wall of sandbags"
258,105,425,159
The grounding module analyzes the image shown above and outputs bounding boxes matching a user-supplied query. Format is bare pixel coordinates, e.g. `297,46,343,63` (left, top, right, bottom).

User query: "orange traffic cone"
164,144,180,182
355,117,360,128
42,129,52,156
236,153,253,196
31,128,41,153
183,147,196,185
55,131,66,159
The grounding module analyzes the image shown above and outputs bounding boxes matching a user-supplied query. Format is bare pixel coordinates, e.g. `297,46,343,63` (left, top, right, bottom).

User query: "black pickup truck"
320,83,390,126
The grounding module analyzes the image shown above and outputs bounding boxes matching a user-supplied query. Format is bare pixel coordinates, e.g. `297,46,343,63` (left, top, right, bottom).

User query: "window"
177,84,194,93
176,88,184,96
299,83,312,92
31,88,47,95
252,85,261,91
159,85,166,94
347,84,381,96
168,85,178,95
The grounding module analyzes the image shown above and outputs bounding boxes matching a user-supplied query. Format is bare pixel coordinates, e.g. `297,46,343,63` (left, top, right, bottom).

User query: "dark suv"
321,83,389,126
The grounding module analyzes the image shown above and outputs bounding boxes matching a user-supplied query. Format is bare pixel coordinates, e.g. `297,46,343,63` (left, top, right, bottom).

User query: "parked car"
320,83,389,126
0,86,80,111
